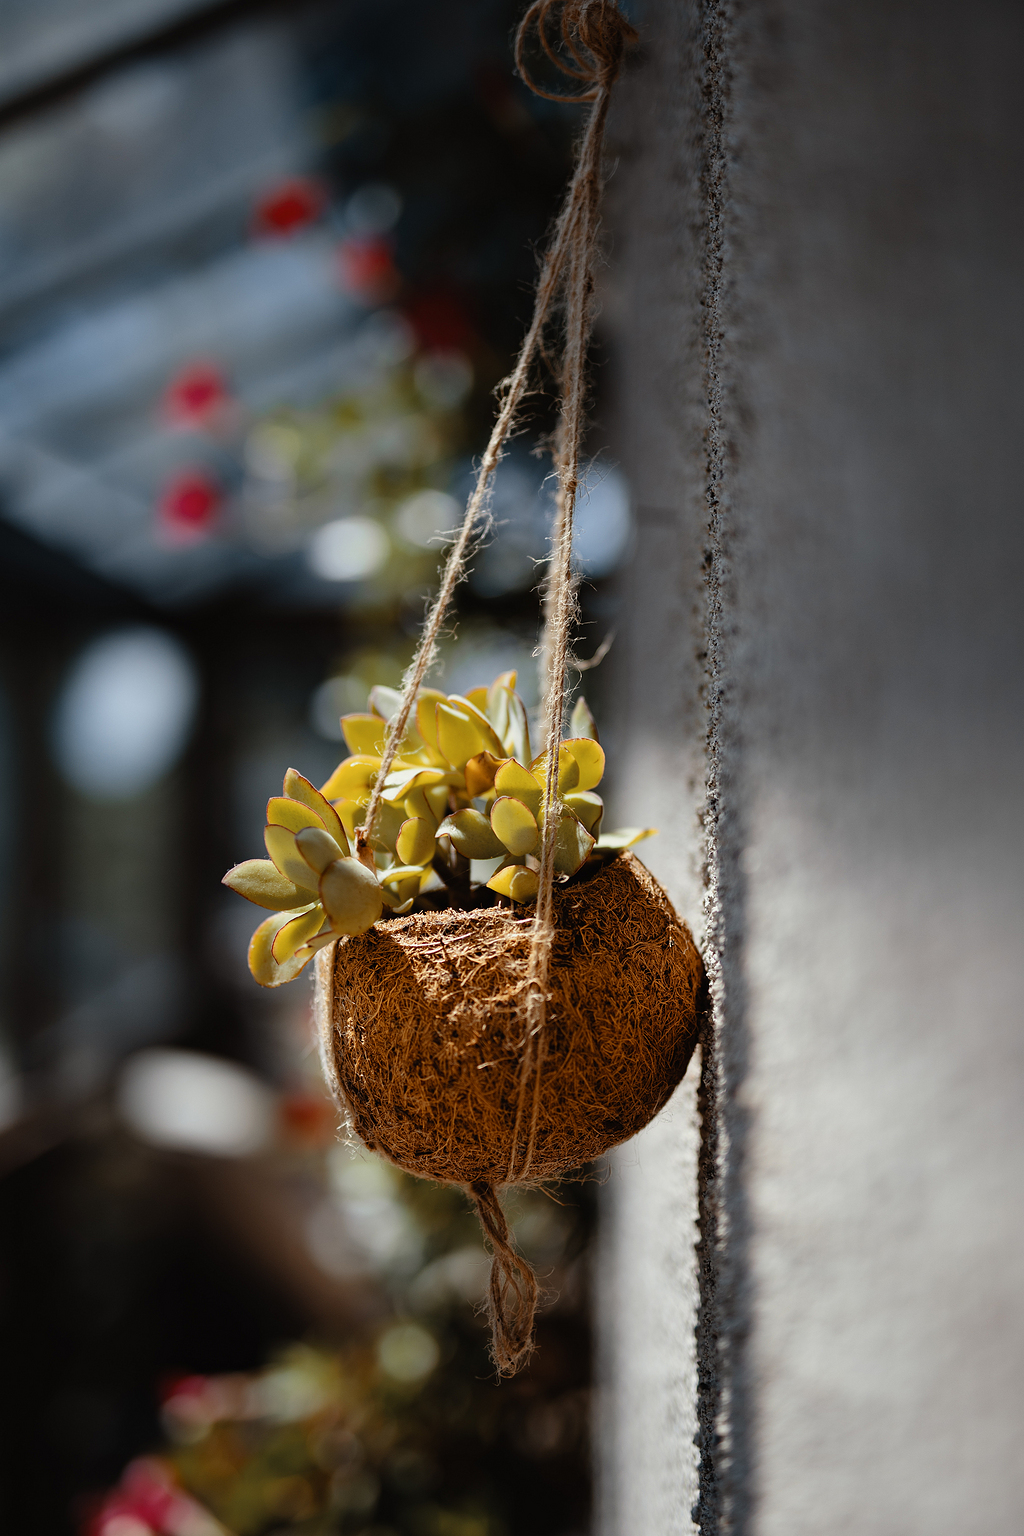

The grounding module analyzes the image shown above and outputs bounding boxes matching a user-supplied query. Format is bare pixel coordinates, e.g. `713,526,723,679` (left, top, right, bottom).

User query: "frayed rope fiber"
316,1,707,1377
317,855,704,1370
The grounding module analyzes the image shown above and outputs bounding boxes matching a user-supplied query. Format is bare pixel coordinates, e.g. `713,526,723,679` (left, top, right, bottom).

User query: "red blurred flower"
158,470,221,542
338,235,400,304
84,1455,223,1536
85,1458,176,1535
158,1372,207,1408
161,362,230,428
254,177,325,237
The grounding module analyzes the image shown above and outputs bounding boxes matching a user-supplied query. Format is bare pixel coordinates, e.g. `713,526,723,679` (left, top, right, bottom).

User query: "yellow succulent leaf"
403,786,439,826
596,827,657,851
504,692,532,763
435,703,490,770
355,796,405,853
294,929,338,962
493,758,542,817
509,866,540,903
398,741,446,769
265,824,320,890
436,807,505,859
463,686,490,712
382,765,454,798
486,684,511,744
283,769,349,852
249,910,315,988
564,788,604,835
490,795,539,856
368,684,403,721
341,713,388,756
332,799,360,841
486,864,539,903
556,742,581,792
396,816,436,866
491,669,517,692
266,796,327,835
343,710,428,763
272,905,327,964
320,755,379,803
486,682,530,762
464,750,501,799
553,808,596,876
222,859,313,911
447,695,505,755
561,736,605,792
319,858,384,935
294,825,347,876
424,782,451,823
485,862,522,898
415,688,448,748
379,864,424,908
570,695,599,742
530,742,580,796
379,862,429,886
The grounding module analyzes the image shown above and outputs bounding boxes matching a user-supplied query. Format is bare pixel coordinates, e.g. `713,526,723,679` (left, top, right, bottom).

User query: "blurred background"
0,1,635,1532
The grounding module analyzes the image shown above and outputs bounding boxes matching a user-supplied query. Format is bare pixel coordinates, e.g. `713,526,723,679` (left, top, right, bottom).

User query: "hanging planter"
223,0,705,1375
316,848,701,1186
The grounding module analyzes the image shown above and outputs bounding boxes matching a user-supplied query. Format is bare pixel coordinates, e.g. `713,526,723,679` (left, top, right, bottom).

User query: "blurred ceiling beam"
0,0,281,129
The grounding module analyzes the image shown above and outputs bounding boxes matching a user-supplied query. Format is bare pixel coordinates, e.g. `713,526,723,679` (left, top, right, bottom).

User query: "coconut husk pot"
315,851,705,1186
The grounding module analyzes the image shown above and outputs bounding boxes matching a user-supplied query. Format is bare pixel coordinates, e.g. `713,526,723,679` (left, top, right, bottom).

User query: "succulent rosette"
224,671,653,986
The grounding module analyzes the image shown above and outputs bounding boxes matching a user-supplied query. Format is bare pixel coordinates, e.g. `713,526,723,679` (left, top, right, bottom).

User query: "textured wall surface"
598,1,1024,1531
595,1,707,1527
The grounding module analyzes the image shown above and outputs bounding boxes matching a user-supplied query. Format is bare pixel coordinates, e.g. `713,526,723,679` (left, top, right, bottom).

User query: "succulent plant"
224,672,654,986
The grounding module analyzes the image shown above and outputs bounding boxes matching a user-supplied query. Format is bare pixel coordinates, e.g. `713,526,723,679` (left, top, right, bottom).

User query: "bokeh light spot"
117,1049,274,1157
51,627,198,800
413,349,473,410
394,489,461,549
308,517,390,582
376,1323,440,1384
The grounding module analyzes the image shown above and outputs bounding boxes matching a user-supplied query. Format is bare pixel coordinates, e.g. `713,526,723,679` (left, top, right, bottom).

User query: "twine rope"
353,0,635,1375
470,1180,540,1374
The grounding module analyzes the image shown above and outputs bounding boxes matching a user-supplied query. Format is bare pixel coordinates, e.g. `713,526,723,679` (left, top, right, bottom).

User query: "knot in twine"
354,0,635,1375
516,0,638,102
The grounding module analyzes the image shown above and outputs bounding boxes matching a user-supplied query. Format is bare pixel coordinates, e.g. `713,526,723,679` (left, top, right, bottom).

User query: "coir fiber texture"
316,852,704,1186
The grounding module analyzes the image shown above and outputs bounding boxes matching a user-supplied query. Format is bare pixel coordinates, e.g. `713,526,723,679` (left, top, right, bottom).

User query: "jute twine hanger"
352,0,637,1375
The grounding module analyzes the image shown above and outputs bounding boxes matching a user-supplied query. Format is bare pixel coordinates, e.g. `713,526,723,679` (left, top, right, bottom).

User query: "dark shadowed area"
0,3,635,1531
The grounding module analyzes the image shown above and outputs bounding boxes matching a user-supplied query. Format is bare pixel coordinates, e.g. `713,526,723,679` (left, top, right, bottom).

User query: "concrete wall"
597,2,1024,1531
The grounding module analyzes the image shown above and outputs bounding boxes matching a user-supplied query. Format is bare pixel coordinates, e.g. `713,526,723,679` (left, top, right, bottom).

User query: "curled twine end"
516,0,638,103
470,1180,539,1376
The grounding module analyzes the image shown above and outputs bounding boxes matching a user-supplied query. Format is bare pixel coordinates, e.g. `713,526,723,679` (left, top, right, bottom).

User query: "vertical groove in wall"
695,1,753,1532
692,0,727,1507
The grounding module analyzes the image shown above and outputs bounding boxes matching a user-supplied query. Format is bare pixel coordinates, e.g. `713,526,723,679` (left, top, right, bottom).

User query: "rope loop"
349,0,635,1373
515,0,638,103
